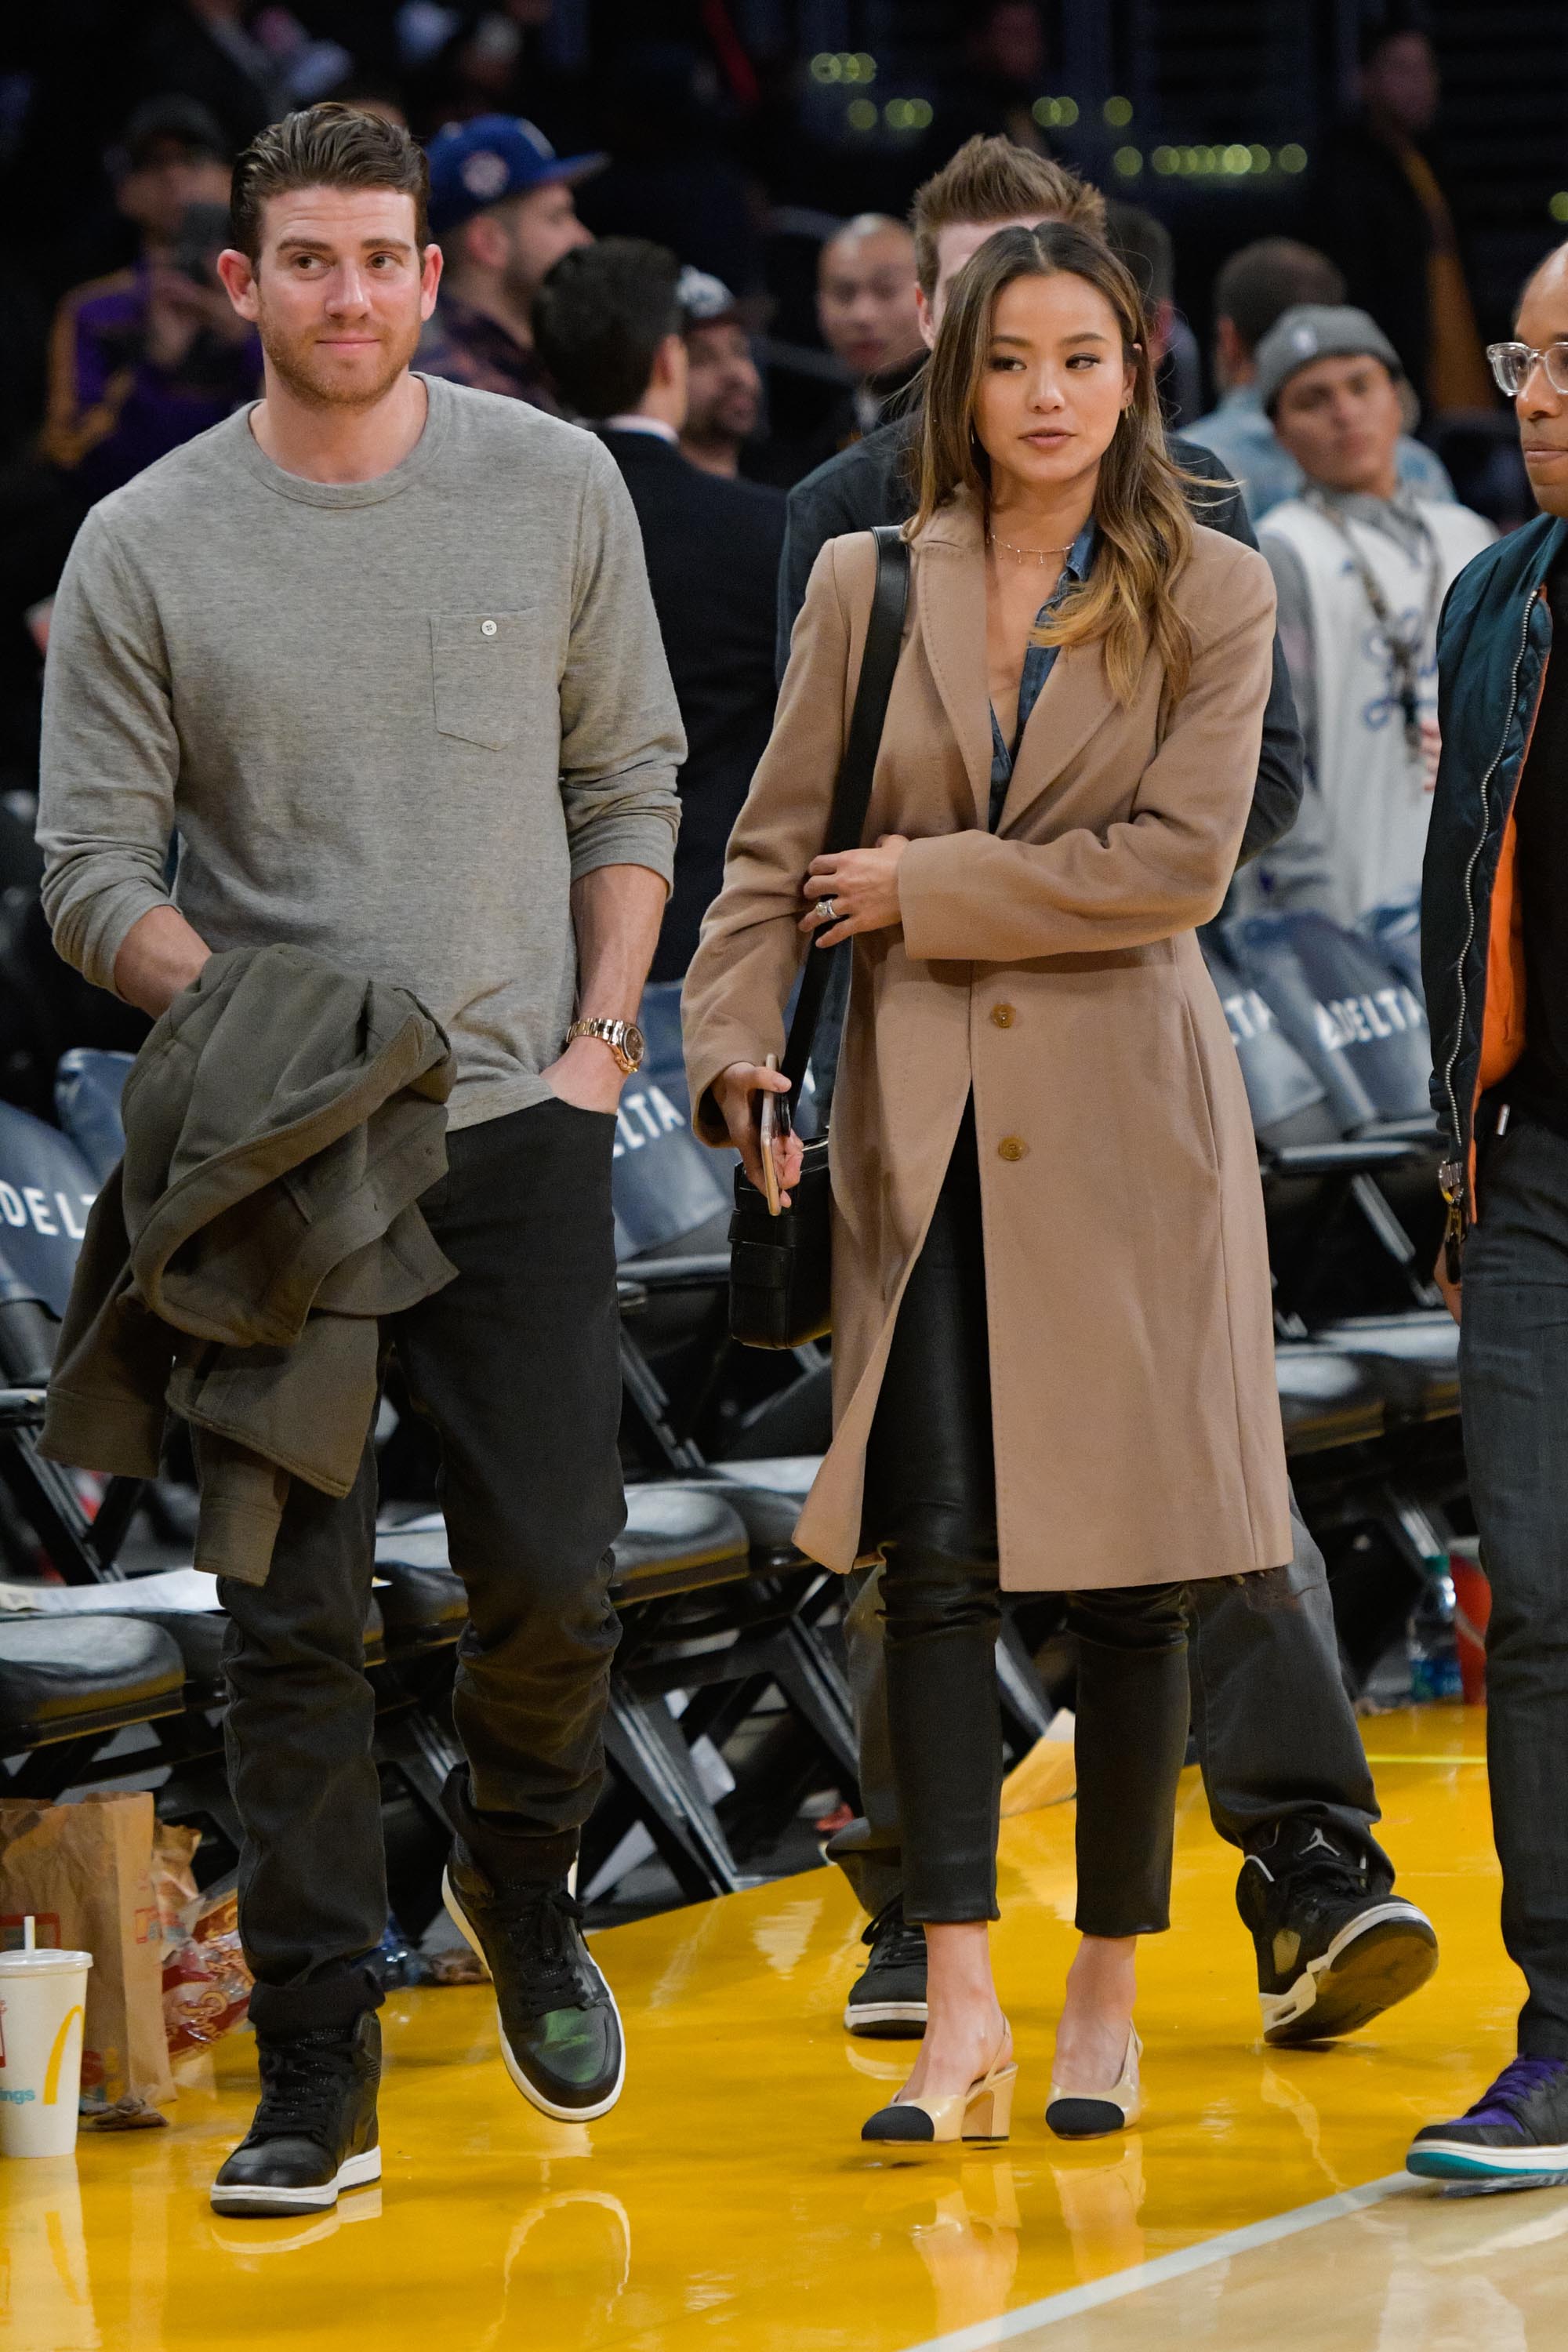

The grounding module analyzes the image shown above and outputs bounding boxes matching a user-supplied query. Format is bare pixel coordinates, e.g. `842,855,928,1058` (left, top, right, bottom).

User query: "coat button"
990,1004,1015,1029
998,1136,1027,1163
481,619,498,637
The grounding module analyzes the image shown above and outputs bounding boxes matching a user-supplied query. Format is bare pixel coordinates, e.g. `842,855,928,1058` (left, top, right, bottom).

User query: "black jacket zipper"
1439,588,1544,1275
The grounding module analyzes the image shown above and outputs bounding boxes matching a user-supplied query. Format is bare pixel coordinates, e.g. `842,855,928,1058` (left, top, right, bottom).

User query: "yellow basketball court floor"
11,1703,1566,2352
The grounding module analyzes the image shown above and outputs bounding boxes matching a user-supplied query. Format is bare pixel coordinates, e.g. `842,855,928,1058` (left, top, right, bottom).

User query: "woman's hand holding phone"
713,1059,804,1210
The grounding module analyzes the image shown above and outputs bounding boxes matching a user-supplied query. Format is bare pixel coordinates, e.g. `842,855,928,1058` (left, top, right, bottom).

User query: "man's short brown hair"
1214,238,1347,358
230,103,430,261
909,136,1105,299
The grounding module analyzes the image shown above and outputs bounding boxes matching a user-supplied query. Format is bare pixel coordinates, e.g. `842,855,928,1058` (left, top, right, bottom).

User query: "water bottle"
1407,1569,1463,1702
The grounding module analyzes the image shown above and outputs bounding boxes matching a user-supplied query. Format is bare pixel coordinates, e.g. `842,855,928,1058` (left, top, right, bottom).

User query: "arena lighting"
1104,95,1134,126
1112,146,1142,177
1151,143,1298,180
884,98,935,131
811,51,877,84
845,97,877,130
1031,95,1080,127
1551,191,1568,223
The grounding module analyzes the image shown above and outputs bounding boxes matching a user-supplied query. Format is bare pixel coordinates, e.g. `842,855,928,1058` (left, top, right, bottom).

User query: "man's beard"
691,394,757,447
501,253,542,329
256,309,422,409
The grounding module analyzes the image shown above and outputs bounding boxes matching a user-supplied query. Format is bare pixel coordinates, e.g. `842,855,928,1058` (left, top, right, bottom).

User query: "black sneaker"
443,1852,624,2121
1237,1823,1438,2045
1408,2056,1568,2181
844,1897,927,2038
210,2012,381,2216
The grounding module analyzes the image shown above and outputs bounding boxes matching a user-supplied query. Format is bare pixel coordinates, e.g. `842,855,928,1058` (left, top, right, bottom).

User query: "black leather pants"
861,1103,1192,1932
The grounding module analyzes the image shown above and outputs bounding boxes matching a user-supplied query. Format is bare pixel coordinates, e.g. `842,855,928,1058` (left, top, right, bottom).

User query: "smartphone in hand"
758,1053,788,1216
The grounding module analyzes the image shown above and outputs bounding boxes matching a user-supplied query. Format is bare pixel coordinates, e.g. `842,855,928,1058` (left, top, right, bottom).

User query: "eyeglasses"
1488,340,1568,397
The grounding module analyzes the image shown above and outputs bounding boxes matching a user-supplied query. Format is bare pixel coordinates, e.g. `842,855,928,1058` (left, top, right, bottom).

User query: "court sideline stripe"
895,2169,1411,2351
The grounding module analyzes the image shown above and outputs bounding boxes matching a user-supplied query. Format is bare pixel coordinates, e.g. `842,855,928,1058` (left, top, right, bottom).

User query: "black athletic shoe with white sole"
844,1897,928,2038
443,1851,624,2120
1238,1824,1438,2045
210,2011,381,2216
1408,2056,1568,2181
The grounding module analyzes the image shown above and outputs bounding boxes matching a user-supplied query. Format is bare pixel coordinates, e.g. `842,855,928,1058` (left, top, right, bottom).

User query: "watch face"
623,1023,646,1068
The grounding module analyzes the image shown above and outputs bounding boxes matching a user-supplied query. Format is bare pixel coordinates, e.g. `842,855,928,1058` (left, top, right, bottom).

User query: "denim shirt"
988,518,1098,830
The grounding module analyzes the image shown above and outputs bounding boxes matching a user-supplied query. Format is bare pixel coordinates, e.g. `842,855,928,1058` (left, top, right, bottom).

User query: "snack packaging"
160,1866,252,2056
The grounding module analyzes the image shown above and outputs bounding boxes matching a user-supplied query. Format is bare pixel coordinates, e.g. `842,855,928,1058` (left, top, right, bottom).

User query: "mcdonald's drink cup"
0,1936,93,2158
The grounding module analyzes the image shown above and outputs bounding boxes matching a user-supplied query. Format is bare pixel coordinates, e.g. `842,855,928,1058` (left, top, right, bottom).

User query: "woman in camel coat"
683,223,1290,2146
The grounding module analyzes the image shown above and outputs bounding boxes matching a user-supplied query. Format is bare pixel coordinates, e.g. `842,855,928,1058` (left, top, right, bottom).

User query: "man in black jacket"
780,134,1438,2056
1408,245,1568,2184
536,241,784,979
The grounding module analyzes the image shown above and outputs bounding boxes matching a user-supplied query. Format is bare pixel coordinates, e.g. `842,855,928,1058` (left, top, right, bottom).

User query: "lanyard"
1305,490,1444,757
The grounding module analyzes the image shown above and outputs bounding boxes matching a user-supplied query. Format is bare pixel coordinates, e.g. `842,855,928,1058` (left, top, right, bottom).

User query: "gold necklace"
987,529,1076,566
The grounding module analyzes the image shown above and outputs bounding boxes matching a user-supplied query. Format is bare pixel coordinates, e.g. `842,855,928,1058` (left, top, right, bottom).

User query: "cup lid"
0,1947,93,1976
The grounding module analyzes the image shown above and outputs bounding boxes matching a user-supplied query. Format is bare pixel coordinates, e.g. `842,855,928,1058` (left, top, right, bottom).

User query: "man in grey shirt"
38,105,684,2216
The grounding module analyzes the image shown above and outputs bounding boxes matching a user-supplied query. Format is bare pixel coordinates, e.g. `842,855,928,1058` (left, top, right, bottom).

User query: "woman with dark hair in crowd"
683,222,1290,2145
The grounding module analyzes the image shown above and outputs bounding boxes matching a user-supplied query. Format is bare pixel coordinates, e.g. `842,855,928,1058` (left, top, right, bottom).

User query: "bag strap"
780,524,910,1094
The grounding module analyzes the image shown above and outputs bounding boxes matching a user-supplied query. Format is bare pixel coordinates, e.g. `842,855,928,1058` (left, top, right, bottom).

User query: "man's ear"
1214,314,1248,387
649,331,688,394
916,283,936,352
420,241,443,319
1149,297,1175,368
216,248,260,321
462,209,509,274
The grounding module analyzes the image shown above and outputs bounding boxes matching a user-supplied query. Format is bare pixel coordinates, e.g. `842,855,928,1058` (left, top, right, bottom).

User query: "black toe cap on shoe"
1045,2096,1126,2140
862,2103,936,2143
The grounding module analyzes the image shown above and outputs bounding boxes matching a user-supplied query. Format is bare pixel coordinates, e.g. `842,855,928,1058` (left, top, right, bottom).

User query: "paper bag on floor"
0,1791,175,2123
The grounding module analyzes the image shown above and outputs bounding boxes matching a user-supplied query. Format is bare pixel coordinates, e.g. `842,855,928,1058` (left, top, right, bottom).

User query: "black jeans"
861,1105,1192,1933
1458,1112,1568,2057
217,1098,625,2034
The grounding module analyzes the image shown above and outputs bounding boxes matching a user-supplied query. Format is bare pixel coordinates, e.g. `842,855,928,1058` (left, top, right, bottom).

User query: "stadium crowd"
16,0,1568,2209
0,5,1514,1002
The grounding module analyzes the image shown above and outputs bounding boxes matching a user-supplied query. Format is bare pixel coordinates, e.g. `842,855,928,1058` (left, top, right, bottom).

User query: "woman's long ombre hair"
912,221,1194,703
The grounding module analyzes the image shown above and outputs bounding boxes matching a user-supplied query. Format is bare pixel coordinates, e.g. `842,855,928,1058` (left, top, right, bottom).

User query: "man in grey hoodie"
36,103,684,2215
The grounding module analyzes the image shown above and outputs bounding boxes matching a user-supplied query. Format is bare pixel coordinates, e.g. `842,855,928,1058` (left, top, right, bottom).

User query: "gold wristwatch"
566,1016,646,1076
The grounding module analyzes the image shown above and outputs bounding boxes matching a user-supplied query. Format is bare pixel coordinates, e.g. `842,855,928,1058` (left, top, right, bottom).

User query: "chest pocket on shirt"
430,612,528,751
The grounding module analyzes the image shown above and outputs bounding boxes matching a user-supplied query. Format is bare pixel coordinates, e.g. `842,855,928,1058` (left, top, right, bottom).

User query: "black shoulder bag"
728,524,911,1349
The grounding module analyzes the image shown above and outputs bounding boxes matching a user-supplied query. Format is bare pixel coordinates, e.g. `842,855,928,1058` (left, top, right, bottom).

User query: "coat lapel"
997,636,1120,833
913,502,993,827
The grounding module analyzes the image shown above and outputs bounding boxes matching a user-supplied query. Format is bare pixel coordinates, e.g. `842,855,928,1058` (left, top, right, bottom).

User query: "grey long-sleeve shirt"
38,373,684,1129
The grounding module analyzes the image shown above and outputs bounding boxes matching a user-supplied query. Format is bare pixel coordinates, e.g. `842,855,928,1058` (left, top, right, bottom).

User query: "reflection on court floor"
9,1705,1550,2352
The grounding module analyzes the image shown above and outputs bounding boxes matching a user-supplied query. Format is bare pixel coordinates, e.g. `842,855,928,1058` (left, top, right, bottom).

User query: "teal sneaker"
1408,2056,1568,2182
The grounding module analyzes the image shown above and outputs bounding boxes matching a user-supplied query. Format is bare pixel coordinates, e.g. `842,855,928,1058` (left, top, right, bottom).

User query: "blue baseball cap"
426,115,607,236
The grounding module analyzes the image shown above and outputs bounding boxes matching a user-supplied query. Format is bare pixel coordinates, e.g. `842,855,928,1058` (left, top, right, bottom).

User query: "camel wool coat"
683,492,1292,1592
